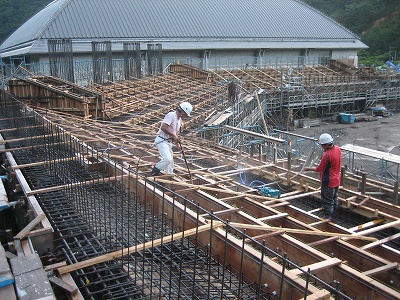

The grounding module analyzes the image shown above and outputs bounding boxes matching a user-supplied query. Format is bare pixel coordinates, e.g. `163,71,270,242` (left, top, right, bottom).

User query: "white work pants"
154,136,174,174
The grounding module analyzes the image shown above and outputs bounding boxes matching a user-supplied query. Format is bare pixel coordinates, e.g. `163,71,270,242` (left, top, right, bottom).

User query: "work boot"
150,166,161,176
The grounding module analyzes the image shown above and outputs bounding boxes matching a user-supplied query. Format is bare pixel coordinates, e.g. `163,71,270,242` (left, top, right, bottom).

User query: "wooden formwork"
8,76,105,118
3,65,399,299
21,107,398,299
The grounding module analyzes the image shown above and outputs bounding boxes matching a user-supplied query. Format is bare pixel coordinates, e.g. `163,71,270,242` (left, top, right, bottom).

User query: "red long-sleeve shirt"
315,145,341,188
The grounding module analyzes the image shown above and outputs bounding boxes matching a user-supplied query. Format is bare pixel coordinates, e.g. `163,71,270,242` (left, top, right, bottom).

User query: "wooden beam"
348,218,385,233
0,125,42,133
245,230,286,242
345,219,400,240
217,222,378,241
361,232,400,250
362,262,399,276
60,273,83,299
267,190,320,203
257,213,288,221
2,134,52,143
58,223,218,275
224,125,285,144
11,156,76,169
354,196,371,207
154,177,280,201
309,219,332,226
200,207,240,217
290,257,342,276
211,163,275,176
26,176,120,196
307,236,338,247
14,213,45,240
48,276,77,294
0,142,63,153
44,261,67,272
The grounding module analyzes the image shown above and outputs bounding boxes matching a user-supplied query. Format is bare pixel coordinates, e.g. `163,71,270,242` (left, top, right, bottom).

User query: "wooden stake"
14,213,45,240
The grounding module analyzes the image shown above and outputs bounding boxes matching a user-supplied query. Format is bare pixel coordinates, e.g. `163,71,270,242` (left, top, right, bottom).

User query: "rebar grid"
0,95,367,300
0,97,276,299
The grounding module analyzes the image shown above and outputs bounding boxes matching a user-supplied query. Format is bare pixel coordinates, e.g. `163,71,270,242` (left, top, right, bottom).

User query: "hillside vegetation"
303,0,400,65
0,0,399,66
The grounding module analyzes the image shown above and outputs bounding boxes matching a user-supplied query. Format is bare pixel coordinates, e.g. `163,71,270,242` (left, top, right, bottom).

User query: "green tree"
0,0,51,43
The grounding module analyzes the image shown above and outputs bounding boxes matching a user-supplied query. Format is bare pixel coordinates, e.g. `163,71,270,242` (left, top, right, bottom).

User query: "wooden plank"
290,257,342,276
58,223,218,275
245,230,286,242
48,276,78,294
0,125,43,133
11,156,76,169
200,207,239,217
257,213,288,221
345,219,400,240
361,232,400,250
308,236,338,246
269,190,320,202
309,219,331,226
354,196,371,207
348,218,385,233
219,222,378,241
0,142,63,153
363,262,399,276
2,134,52,143
26,176,120,196
60,273,84,300
44,261,67,272
14,213,45,240
154,177,280,201
340,263,400,299
341,144,400,164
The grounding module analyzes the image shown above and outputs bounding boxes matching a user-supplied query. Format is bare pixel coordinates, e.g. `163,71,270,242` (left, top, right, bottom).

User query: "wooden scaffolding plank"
361,232,400,250
362,262,399,276
290,257,342,276
58,223,218,275
219,222,378,241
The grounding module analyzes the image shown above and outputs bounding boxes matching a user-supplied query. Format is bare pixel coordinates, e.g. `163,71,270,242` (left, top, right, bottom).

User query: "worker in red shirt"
305,133,341,221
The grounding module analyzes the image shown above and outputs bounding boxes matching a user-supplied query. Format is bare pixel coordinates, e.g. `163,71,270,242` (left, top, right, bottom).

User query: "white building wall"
331,49,359,66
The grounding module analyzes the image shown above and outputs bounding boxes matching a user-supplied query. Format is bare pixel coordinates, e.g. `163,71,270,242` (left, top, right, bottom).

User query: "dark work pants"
321,182,338,217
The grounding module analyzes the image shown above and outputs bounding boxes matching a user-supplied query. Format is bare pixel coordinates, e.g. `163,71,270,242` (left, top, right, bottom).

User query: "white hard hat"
319,133,334,145
179,102,192,116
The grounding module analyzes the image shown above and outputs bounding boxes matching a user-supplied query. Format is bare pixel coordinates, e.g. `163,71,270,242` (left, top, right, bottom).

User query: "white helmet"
179,102,192,116
319,133,334,145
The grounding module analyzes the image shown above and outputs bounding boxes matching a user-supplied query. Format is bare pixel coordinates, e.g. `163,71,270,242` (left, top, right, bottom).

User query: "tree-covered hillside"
0,0,398,64
0,0,51,44
303,0,400,60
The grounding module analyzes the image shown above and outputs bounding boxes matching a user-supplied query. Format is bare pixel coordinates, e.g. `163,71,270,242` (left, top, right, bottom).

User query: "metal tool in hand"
177,140,192,180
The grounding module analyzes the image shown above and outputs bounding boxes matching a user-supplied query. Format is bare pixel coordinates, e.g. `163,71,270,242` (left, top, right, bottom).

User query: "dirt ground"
292,112,400,155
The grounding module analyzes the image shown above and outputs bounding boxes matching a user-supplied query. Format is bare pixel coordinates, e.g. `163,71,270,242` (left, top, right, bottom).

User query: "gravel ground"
292,112,400,155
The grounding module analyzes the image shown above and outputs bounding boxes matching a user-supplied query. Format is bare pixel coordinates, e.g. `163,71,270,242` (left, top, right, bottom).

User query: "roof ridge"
35,0,73,40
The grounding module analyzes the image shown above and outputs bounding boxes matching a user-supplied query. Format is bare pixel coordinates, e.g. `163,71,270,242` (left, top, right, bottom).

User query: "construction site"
1,61,400,300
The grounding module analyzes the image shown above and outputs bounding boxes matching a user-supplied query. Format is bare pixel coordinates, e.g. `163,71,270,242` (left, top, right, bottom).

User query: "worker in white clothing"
151,102,193,176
